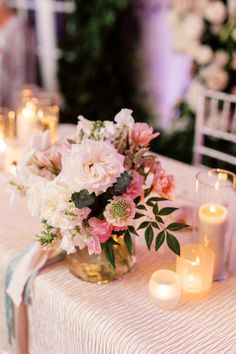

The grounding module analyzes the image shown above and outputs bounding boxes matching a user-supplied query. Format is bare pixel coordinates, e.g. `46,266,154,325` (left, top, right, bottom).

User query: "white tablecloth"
0,145,236,354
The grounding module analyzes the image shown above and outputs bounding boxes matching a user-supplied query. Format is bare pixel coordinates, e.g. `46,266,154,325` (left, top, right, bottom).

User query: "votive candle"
0,134,6,170
176,244,215,299
148,269,181,309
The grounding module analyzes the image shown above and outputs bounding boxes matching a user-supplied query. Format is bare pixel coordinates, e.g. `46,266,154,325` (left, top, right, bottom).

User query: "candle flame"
209,205,216,214
0,137,6,151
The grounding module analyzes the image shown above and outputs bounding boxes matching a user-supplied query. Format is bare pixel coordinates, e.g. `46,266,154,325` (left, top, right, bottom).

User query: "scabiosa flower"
104,196,136,227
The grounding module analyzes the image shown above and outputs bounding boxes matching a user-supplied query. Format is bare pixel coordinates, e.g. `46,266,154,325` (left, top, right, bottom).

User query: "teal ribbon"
4,245,65,345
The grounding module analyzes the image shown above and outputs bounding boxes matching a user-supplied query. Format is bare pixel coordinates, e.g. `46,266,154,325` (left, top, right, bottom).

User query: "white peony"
26,181,46,217
181,14,204,40
214,50,229,66
204,1,227,24
201,65,229,91
114,109,134,130
192,45,214,65
58,139,125,195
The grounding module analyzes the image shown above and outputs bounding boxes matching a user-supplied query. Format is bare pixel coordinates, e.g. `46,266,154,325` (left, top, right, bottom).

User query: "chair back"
193,88,236,168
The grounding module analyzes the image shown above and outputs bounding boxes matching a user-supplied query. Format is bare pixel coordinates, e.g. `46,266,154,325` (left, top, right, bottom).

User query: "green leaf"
106,171,132,198
134,212,145,219
153,203,159,215
108,238,120,246
145,225,154,250
137,204,147,210
158,207,178,216
144,188,152,198
67,138,76,144
167,223,189,231
124,231,132,255
71,190,96,209
166,232,180,256
155,215,164,224
134,196,141,204
128,225,139,236
151,222,159,229
146,200,154,207
155,230,165,251
138,221,150,230
147,197,167,203
103,243,115,268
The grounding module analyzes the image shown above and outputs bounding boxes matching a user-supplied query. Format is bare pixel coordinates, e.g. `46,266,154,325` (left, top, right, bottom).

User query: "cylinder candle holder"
148,269,181,309
195,169,236,280
176,244,215,300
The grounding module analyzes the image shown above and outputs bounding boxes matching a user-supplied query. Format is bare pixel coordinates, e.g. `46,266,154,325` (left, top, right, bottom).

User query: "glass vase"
67,236,136,284
195,169,236,280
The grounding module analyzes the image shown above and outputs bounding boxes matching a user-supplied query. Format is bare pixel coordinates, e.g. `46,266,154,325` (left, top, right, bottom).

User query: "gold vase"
67,236,136,284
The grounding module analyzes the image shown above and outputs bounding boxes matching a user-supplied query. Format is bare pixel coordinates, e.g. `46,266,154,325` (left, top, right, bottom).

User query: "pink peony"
34,144,70,172
104,195,136,227
125,170,144,200
89,217,113,243
130,123,159,147
152,168,175,199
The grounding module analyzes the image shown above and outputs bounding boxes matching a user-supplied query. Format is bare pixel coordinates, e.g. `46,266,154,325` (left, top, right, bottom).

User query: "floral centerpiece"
7,109,187,282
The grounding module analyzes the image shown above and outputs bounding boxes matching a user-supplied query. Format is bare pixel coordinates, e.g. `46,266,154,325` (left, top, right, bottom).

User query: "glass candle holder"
195,169,236,280
0,108,16,139
36,92,59,143
176,244,215,300
148,269,181,309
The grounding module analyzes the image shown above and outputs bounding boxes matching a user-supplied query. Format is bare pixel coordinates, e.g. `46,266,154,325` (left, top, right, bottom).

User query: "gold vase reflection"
67,236,136,284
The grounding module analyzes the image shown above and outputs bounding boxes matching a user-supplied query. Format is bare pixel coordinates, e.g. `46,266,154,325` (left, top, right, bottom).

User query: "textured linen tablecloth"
0,153,236,354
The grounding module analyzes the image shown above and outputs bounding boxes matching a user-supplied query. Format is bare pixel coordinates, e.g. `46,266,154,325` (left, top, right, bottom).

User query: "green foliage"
105,171,132,198
36,221,58,247
58,0,149,123
71,190,96,209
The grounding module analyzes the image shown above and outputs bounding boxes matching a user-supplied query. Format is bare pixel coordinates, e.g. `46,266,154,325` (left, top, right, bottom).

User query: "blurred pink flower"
104,195,136,227
130,123,159,147
113,226,127,232
89,217,113,243
144,158,162,174
86,235,102,255
152,168,175,199
34,144,70,172
125,170,144,200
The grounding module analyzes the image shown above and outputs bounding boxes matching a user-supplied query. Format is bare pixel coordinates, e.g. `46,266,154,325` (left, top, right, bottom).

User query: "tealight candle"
0,134,6,170
148,269,181,309
199,203,228,279
176,244,215,300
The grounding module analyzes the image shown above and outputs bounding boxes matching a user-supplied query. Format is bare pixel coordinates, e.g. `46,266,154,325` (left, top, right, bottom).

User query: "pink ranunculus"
130,123,160,147
144,158,162,174
152,168,175,199
89,217,113,243
125,170,144,200
113,226,127,232
34,143,70,172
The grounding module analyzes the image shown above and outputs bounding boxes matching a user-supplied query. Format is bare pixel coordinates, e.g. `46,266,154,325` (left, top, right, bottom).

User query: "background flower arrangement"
6,109,187,268
158,0,236,167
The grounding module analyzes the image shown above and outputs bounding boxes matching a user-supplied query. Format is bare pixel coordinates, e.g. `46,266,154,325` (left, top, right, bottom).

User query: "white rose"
186,79,203,111
204,1,227,25
181,14,204,40
114,109,134,130
214,50,229,66
60,230,86,254
201,65,229,91
26,181,46,217
58,140,125,195
40,182,72,228
192,45,214,65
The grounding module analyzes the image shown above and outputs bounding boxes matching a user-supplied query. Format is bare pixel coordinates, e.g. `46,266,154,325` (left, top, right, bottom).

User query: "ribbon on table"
5,242,64,354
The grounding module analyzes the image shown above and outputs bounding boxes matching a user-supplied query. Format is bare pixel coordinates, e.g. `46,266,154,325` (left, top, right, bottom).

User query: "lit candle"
176,244,215,299
4,142,22,173
37,109,58,143
148,269,181,309
199,203,228,279
17,102,37,144
0,134,6,170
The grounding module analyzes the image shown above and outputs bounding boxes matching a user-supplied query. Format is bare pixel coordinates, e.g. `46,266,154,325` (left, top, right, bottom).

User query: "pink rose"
34,144,70,172
89,217,113,243
152,168,175,199
130,123,159,146
125,170,144,200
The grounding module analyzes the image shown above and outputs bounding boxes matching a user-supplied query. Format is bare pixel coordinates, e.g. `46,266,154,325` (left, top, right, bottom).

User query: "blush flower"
104,196,136,227
89,217,113,243
130,123,159,147
59,140,125,195
125,170,144,200
34,144,70,172
152,169,175,199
